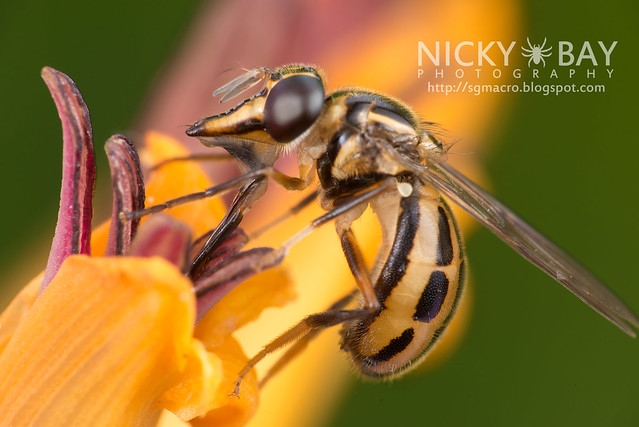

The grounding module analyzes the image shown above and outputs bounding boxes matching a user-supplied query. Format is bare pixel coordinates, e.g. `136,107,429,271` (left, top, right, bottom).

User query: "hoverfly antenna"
441,139,466,155
421,121,456,152
213,67,270,103
420,121,450,139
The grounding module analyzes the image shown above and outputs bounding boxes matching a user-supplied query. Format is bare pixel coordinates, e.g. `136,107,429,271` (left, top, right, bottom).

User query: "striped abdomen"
342,179,465,377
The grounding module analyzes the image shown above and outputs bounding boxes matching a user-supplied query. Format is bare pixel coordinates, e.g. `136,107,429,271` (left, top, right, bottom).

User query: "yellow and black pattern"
343,182,464,378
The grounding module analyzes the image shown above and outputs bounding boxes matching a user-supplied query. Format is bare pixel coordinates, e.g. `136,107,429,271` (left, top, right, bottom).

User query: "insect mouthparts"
185,122,205,137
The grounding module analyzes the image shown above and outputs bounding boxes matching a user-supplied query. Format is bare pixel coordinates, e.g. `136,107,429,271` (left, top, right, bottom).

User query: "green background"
0,1,637,426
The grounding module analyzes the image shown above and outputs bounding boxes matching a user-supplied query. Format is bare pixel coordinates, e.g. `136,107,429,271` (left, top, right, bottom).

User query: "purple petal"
41,67,96,293
129,215,191,270
104,135,145,256
194,247,284,323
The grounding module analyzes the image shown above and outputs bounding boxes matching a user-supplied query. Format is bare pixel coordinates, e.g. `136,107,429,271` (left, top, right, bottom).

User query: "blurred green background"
0,1,637,426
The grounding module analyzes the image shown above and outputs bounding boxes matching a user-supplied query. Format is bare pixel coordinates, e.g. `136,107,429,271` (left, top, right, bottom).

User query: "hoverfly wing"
415,157,639,337
213,67,268,103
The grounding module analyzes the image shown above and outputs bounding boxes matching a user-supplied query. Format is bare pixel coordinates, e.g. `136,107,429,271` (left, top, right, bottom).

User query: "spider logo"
521,37,552,67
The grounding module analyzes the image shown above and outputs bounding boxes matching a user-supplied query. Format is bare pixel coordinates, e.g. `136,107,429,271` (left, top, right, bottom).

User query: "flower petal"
0,273,41,355
158,338,223,421
195,265,294,348
190,337,259,427
141,131,227,238
0,256,198,425
41,67,96,291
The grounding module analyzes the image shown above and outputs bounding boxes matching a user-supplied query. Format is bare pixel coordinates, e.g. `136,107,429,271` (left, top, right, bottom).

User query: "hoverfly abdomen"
343,180,465,377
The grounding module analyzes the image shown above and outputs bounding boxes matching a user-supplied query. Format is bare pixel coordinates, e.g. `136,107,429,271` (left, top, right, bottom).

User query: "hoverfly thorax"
314,90,428,201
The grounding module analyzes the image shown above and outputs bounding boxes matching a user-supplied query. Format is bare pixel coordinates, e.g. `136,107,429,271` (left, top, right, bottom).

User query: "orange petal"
192,266,295,425
0,273,41,355
195,265,295,347
190,337,259,427
159,339,223,421
0,256,199,425
142,130,227,238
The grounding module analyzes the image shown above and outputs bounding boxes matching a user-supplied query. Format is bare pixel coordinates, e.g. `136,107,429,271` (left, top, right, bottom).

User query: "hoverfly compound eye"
264,74,324,143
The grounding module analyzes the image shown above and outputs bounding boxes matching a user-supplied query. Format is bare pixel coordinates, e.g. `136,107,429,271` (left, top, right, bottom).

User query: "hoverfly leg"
121,171,258,221
339,228,380,311
186,178,267,277
232,292,363,397
278,177,396,253
264,167,310,191
249,189,319,240
232,181,401,395
121,166,309,221
259,291,358,389
187,168,313,277
149,152,234,172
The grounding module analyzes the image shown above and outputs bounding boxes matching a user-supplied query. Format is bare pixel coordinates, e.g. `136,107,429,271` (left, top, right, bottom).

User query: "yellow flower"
0,69,293,426
0,256,200,425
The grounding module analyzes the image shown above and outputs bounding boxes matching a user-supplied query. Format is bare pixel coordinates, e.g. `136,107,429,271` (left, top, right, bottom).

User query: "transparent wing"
411,155,639,336
213,67,268,103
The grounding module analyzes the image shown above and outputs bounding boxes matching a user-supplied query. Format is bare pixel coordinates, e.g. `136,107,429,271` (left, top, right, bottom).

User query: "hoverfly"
125,64,638,394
